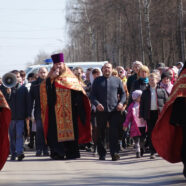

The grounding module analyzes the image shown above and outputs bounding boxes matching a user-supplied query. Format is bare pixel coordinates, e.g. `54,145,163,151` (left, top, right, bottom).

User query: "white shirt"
150,87,158,110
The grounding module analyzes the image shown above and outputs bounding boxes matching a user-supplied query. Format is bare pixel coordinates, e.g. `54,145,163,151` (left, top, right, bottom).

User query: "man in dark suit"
6,70,29,161
28,67,49,156
90,63,126,161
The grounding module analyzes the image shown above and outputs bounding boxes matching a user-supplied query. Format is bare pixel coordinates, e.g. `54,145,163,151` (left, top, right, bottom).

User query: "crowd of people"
0,53,185,178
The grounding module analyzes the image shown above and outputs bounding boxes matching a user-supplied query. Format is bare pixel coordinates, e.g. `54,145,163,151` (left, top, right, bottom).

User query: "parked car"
25,61,107,78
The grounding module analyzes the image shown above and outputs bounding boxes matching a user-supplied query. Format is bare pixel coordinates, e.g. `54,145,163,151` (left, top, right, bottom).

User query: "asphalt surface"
0,147,185,186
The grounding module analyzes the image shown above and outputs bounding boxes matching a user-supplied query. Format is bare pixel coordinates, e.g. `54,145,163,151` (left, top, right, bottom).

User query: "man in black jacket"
90,63,126,161
29,67,49,156
7,70,29,161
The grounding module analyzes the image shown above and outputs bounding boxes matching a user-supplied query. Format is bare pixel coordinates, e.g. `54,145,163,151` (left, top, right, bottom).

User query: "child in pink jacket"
123,90,147,158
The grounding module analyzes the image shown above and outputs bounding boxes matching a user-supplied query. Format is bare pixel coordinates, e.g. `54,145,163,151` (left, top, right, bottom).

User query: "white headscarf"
90,68,102,85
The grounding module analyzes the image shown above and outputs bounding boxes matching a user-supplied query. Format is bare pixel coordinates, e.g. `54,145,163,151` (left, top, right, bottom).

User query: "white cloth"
32,120,36,132
89,68,102,84
132,102,146,127
25,82,31,91
150,87,158,110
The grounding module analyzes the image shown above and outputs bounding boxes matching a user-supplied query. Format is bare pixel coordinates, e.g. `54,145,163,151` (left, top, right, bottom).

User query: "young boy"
140,73,168,159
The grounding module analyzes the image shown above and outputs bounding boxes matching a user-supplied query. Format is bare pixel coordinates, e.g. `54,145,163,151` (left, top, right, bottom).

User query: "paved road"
0,148,185,186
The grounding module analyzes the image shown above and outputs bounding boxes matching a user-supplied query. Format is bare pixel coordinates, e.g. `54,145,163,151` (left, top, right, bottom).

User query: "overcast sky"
0,0,67,76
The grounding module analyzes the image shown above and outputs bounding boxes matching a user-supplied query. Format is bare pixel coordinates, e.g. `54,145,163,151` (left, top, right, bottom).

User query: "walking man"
90,63,126,161
29,67,49,156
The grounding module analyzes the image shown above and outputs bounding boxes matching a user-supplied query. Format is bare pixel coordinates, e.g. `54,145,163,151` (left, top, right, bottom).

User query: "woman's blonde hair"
112,69,118,77
137,65,150,77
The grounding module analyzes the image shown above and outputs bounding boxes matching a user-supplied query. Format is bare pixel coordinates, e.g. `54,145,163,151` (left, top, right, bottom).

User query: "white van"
25,61,108,78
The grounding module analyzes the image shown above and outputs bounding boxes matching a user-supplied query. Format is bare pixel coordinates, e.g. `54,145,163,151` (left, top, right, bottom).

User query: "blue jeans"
36,119,48,153
9,120,24,156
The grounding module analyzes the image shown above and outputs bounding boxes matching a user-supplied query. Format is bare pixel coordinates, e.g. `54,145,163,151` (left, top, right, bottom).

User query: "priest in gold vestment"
40,53,91,160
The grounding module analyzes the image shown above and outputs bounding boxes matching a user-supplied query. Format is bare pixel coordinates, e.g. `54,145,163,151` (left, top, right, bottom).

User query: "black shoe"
28,143,33,149
10,156,16,161
93,145,97,153
183,165,186,178
50,153,65,160
43,152,49,156
17,154,25,161
52,155,64,160
36,151,42,157
122,141,127,149
66,153,80,160
140,149,144,157
66,156,79,160
136,152,141,158
85,146,92,152
150,154,156,159
112,153,120,161
99,156,106,160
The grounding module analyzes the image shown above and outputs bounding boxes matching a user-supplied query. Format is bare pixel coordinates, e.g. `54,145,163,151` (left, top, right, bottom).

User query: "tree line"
63,0,186,69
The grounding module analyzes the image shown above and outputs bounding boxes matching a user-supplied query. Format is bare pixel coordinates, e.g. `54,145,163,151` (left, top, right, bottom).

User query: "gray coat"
90,76,126,112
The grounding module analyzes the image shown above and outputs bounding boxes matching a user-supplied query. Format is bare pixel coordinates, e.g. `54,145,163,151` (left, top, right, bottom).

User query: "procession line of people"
0,53,185,179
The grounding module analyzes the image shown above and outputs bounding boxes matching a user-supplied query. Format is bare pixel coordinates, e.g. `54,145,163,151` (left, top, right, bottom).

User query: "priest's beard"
58,66,66,76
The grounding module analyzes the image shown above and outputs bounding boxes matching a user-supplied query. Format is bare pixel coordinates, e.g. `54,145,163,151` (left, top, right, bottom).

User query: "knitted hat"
132,90,142,100
156,62,165,69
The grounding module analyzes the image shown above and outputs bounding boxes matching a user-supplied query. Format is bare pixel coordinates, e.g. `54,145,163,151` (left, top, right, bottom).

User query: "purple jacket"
123,102,147,137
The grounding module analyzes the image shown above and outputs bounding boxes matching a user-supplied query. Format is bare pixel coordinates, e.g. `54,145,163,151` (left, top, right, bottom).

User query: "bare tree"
138,0,145,62
177,0,185,61
64,0,186,68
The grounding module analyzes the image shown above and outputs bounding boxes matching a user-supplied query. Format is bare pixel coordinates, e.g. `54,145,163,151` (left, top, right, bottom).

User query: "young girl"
123,90,147,158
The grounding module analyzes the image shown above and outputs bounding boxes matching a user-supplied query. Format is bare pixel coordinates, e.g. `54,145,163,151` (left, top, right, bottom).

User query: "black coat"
128,78,149,106
28,77,43,120
130,78,149,94
90,76,126,112
7,84,29,120
170,97,186,126
0,85,10,101
140,86,168,121
127,73,137,93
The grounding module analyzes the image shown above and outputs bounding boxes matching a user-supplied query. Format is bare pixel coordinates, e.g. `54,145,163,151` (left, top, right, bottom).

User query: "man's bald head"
102,63,113,78
38,67,48,80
